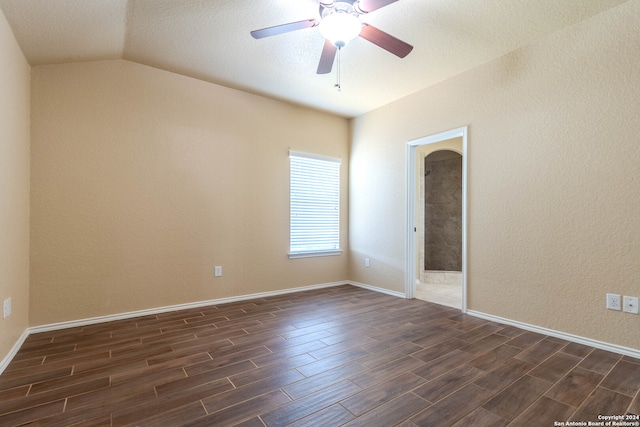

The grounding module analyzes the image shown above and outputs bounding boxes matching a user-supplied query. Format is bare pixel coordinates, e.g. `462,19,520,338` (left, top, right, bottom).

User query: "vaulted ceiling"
0,0,629,117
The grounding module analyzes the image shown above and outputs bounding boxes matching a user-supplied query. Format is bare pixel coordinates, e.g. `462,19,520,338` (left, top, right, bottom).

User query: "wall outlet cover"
606,293,621,311
214,266,222,277
3,298,11,319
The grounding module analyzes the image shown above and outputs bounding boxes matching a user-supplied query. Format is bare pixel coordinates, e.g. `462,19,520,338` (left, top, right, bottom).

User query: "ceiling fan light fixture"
318,12,362,47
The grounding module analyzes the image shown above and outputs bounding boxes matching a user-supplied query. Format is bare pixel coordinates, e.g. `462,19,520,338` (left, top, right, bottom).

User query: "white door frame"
405,126,468,313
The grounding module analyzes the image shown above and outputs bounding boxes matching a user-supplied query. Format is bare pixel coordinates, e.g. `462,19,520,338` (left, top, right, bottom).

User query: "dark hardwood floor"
0,284,638,426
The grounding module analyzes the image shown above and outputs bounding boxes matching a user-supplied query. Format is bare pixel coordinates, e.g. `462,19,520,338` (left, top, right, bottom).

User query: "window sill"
288,250,343,259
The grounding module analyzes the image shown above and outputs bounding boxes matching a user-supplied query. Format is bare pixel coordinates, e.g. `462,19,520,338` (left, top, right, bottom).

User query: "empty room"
1,0,639,425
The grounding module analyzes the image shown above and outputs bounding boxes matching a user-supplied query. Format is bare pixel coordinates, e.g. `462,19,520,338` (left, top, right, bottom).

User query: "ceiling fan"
250,0,413,75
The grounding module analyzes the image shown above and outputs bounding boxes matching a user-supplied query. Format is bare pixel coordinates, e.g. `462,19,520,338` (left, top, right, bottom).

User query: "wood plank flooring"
1,284,638,426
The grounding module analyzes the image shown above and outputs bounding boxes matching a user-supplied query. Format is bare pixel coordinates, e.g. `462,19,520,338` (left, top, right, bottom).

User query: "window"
289,150,342,258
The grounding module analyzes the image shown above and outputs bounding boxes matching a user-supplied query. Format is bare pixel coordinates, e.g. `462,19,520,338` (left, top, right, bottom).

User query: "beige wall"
0,9,30,362
6,0,639,359
350,0,640,350
30,60,349,326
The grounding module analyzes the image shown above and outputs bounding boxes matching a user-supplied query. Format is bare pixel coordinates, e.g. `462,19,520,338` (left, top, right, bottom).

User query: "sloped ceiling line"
0,0,630,117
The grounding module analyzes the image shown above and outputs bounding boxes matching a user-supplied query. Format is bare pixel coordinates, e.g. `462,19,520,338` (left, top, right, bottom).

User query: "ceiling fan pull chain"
335,45,342,91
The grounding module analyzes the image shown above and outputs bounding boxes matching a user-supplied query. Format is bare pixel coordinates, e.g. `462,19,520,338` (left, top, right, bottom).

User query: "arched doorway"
405,126,467,312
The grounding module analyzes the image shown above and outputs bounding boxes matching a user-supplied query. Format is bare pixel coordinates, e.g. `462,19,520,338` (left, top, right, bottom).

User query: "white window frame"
288,150,342,259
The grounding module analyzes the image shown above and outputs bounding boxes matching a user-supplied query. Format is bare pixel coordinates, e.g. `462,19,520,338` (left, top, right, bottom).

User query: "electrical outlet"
623,296,639,314
214,266,222,277
606,293,621,311
365,258,370,268
3,298,11,319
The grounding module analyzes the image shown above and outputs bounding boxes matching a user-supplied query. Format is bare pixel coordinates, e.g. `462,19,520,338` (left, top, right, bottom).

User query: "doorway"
405,127,467,312
417,149,462,308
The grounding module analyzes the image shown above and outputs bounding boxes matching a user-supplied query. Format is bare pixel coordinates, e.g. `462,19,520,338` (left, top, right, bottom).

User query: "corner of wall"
0,7,31,369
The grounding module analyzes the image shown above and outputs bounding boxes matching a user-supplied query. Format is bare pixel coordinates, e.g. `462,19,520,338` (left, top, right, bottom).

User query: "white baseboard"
3,282,638,375
347,281,406,299
1,281,349,373
28,281,348,334
466,310,640,359
0,329,29,376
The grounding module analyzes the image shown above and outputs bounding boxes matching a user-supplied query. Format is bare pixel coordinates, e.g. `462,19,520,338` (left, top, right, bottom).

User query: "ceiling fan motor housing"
320,0,369,18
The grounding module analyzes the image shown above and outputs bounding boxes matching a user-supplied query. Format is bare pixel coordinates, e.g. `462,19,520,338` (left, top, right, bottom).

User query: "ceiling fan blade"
250,19,319,39
357,0,399,13
317,39,337,74
359,24,413,58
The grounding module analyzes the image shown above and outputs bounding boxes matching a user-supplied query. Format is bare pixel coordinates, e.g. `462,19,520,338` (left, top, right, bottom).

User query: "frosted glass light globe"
319,12,362,47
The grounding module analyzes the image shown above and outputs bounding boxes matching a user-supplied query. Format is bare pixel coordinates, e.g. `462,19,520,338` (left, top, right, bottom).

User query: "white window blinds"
289,150,342,258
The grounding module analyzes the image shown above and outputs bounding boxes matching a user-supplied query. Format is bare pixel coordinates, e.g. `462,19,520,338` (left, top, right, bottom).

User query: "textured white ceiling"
0,0,630,117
